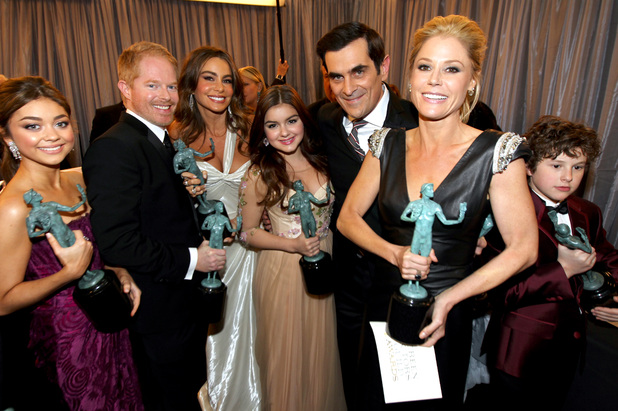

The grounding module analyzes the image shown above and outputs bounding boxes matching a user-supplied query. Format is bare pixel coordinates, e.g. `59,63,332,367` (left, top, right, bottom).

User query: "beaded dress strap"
368,127,391,158
492,132,526,174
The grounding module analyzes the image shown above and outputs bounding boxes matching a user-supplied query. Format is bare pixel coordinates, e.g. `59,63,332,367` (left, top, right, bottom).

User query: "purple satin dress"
25,215,143,410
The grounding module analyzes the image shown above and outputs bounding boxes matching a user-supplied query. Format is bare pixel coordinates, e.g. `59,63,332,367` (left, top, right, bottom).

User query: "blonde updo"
409,15,487,123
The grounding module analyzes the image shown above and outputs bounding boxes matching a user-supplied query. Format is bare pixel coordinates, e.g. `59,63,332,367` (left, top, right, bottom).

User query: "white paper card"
370,321,442,403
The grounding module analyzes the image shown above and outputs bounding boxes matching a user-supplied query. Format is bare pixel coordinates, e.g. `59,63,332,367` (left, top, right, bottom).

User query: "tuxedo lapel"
383,85,419,129
120,112,176,176
567,199,589,237
532,191,561,250
145,131,172,163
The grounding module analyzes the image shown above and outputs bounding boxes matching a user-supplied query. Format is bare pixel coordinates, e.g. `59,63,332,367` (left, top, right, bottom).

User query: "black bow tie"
547,201,568,215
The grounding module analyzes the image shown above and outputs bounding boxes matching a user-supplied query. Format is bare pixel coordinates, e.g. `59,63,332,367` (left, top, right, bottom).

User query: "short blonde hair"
409,15,487,123
239,66,266,91
117,41,178,86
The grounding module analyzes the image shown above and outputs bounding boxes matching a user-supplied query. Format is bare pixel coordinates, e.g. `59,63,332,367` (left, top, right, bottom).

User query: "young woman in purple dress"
0,76,143,410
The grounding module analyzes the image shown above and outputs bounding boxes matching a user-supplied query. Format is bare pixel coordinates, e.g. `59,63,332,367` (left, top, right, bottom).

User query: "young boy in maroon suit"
485,115,618,410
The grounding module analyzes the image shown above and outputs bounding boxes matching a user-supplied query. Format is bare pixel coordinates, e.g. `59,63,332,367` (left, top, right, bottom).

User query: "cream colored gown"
252,182,346,411
197,130,261,410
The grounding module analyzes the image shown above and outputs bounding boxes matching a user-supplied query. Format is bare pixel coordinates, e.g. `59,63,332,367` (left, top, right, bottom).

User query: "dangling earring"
8,141,21,160
189,94,195,110
467,88,475,97
263,138,269,146
257,91,261,100
408,83,412,94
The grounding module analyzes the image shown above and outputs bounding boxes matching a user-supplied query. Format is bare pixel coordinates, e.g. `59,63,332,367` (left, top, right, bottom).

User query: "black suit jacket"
89,102,125,144
317,84,418,232
308,97,333,122
317,84,418,295
468,101,501,131
83,113,203,333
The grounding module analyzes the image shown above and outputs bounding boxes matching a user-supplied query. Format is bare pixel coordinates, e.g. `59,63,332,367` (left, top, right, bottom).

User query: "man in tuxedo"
315,22,419,410
83,41,225,411
89,101,124,144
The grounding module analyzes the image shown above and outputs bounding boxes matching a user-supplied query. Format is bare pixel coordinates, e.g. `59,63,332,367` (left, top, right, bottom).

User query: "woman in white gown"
172,46,261,411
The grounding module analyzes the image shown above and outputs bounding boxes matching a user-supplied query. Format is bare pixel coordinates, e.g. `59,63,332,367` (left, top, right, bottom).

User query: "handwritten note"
370,321,442,403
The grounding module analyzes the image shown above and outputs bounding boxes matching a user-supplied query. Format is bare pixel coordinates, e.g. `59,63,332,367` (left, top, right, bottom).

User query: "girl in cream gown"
239,85,345,411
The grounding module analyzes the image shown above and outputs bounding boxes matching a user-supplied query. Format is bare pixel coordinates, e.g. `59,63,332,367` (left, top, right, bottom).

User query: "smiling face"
119,55,178,128
3,97,73,166
242,74,263,109
409,35,476,123
263,103,304,156
527,151,588,203
324,38,389,120
194,57,234,115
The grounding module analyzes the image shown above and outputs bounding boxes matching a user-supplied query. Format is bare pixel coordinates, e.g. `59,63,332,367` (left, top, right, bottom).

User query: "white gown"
197,130,261,411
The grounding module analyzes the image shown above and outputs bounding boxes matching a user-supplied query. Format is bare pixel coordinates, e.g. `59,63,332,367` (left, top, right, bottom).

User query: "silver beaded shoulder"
368,127,391,158
492,132,526,174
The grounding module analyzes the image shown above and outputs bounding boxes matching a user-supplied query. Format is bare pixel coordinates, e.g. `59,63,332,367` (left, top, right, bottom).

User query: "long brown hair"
248,85,328,207
0,76,71,182
174,46,251,151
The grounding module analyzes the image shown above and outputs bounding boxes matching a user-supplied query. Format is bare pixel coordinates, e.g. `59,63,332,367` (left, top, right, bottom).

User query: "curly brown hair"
174,46,252,152
248,85,328,207
525,115,601,173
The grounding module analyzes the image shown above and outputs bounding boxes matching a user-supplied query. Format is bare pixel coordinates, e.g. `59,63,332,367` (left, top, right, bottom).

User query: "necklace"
207,128,227,138
197,129,226,151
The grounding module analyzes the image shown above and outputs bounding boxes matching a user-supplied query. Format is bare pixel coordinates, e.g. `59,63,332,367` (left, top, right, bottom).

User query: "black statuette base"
387,290,433,345
198,282,227,324
581,271,618,313
73,269,133,333
300,251,335,295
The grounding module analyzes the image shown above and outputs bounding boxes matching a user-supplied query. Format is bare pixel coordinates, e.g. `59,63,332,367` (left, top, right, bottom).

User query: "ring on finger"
83,236,90,242
191,187,197,194
414,270,421,281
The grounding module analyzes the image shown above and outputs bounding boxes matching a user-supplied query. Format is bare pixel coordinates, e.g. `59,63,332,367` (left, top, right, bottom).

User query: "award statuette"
287,180,333,295
387,183,467,345
548,210,618,312
198,202,241,323
173,139,231,238
24,186,132,333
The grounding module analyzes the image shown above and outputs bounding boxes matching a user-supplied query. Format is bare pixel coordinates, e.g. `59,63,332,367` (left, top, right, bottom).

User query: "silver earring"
189,94,195,110
408,83,412,94
263,138,269,146
8,141,21,160
467,88,475,96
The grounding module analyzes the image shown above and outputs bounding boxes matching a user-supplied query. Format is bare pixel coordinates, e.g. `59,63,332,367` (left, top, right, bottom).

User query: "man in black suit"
307,65,337,121
89,101,124,144
315,22,419,410
83,41,225,411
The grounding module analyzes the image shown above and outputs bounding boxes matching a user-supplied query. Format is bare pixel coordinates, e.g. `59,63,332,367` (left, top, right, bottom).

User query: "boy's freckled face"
527,151,588,204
